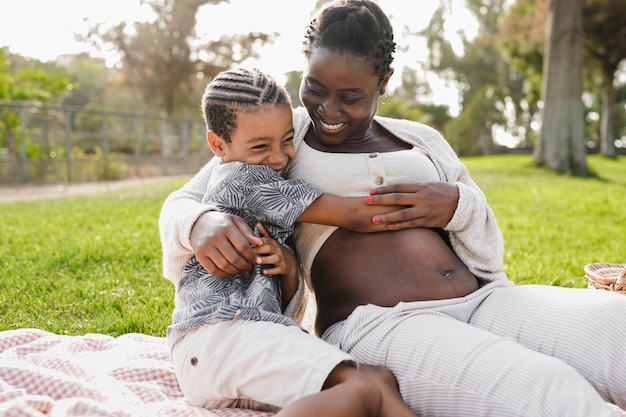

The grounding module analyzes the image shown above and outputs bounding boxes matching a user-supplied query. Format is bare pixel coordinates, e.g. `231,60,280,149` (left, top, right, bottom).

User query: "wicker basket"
583,263,626,294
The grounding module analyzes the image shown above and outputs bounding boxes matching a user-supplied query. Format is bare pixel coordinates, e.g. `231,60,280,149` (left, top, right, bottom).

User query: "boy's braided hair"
302,0,396,85
201,68,291,143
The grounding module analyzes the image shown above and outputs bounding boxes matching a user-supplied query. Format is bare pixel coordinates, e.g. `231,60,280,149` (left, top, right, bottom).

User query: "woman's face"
299,47,389,147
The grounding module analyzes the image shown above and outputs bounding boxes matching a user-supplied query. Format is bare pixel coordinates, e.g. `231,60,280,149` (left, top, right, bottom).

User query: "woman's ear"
207,131,226,157
380,68,394,95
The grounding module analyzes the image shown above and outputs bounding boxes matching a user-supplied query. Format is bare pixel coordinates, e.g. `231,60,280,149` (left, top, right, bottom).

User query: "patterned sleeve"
213,163,324,229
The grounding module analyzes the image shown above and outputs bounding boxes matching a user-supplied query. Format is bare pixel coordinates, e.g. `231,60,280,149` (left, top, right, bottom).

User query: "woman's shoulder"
292,107,310,150
293,107,310,128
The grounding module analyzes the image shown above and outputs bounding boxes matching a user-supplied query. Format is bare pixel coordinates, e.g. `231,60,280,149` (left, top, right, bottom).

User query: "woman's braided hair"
302,0,396,85
201,68,291,143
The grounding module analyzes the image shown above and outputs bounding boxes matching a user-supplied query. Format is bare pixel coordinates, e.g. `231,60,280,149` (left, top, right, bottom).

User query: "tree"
498,0,547,148
534,0,589,174
501,0,626,158
418,1,526,154
82,0,276,117
582,0,626,157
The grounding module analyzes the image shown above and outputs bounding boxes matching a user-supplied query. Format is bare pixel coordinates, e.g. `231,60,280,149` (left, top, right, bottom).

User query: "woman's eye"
306,83,325,96
342,95,362,104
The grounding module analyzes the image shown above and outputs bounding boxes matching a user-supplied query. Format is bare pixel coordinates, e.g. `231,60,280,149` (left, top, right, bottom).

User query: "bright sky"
0,0,477,114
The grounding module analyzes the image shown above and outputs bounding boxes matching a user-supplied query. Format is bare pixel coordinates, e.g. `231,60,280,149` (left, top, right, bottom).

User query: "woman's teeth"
320,121,344,130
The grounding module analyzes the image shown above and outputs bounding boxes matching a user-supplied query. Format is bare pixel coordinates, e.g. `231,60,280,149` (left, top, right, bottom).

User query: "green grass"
1,154,625,336
0,181,187,337
463,154,626,286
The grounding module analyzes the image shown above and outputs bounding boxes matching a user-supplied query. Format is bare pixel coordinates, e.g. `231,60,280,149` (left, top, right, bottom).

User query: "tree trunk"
600,73,617,158
534,0,589,175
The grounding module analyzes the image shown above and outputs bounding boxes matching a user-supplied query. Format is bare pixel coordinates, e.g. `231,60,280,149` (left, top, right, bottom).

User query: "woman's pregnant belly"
310,227,479,335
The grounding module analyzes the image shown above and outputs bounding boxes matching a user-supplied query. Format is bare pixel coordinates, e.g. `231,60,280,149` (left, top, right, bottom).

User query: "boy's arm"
297,194,405,232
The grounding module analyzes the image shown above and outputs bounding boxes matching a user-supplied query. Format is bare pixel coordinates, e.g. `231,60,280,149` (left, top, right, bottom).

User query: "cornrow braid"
302,0,396,85
201,68,292,142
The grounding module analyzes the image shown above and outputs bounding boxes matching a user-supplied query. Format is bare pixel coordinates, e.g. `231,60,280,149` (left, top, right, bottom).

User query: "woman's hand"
190,211,262,276
366,182,459,230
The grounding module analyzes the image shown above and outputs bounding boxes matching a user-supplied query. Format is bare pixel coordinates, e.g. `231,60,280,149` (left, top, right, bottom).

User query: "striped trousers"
323,281,626,417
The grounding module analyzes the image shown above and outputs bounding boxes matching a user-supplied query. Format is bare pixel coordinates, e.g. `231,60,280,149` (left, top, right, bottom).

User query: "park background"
1,0,625,185
0,0,625,336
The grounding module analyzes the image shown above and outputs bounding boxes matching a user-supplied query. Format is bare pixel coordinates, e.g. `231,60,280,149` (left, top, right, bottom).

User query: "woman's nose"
318,97,339,117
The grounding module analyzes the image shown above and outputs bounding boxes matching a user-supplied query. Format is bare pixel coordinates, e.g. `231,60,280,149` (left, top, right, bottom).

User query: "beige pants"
171,318,354,412
324,281,626,417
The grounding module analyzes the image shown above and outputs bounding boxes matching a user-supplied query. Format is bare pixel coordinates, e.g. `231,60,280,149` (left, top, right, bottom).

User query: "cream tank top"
284,139,440,289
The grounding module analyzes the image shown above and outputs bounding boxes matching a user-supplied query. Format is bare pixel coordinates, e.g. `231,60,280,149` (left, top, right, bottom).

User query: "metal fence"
0,100,213,185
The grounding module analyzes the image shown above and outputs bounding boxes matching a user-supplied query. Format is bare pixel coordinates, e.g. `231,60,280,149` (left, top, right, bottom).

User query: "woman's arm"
159,157,258,283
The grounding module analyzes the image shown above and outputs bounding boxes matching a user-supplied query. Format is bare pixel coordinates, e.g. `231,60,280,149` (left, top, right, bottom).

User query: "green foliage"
444,85,505,155
417,3,528,152
284,70,304,108
377,97,452,135
376,97,423,121
1,155,625,336
0,48,73,151
0,48,71,103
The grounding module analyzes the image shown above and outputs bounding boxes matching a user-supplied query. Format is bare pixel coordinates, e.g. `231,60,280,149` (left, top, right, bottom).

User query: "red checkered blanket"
0,329,272,417
2,328,625,417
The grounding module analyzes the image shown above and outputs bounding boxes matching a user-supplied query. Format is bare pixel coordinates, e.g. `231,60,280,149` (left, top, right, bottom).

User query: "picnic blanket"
0,329,273,417
2,328,625,417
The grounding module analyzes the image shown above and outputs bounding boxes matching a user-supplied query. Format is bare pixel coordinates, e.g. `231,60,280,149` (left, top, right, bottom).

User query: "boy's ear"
207,131,226,157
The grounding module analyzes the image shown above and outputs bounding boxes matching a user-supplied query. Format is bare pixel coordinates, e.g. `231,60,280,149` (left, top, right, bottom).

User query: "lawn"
0,154,624,337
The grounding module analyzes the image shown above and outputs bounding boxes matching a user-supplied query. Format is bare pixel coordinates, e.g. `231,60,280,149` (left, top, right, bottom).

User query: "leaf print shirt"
166,161,323,351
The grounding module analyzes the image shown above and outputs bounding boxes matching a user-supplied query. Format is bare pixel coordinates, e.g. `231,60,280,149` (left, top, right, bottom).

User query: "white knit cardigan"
158,107,510,320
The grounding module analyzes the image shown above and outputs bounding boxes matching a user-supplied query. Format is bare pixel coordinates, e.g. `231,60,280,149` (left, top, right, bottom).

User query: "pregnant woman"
159,1,626,416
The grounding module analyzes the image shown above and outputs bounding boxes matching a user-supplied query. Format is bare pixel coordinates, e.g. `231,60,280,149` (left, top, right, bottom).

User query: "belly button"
441,270,454,279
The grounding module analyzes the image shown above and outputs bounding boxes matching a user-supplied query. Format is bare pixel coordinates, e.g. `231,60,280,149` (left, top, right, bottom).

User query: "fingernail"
365,196,374,204
387,223,395,230
370,189,378,195
373,216,381,224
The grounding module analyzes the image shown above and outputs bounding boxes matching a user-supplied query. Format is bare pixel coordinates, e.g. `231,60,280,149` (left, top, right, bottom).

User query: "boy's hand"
252,223,296,278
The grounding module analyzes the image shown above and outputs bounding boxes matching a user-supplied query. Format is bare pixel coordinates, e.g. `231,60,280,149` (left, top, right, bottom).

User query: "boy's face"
208,106,295,172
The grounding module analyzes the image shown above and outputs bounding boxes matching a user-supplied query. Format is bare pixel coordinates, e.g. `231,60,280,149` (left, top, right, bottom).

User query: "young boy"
164,68,414,417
